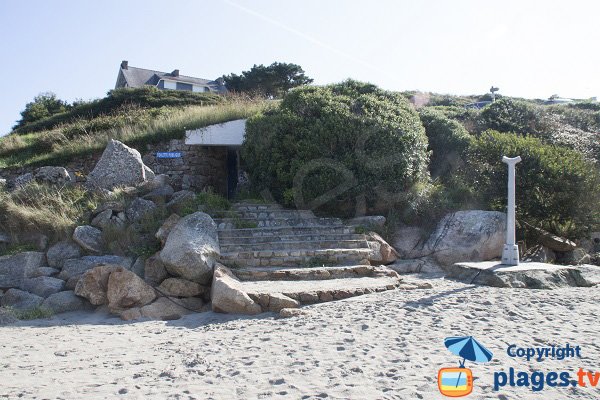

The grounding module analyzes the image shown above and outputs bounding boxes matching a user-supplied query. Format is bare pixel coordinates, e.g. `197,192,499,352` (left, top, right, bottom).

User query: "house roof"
117,63,226,92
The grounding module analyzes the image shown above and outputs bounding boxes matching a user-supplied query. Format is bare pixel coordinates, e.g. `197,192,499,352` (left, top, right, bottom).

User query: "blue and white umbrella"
444,336,493,387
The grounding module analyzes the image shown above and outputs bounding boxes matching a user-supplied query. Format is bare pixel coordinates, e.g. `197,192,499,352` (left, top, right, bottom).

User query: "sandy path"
0,275,598,399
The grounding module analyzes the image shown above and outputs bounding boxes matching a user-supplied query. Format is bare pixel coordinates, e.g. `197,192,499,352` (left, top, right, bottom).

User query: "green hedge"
462,130,600,238
242,80,430,216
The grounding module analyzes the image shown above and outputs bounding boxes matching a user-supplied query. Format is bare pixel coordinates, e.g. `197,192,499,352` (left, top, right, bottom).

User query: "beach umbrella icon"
445,336,493,366
444,336,493,389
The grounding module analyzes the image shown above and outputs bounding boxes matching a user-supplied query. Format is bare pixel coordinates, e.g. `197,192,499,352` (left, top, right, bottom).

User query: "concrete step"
219,248,371,268
232,210,316,219
217,226,355,238
218,233,367,245
215,217,343,230
233,203,283,212
220,239,369,253
234,264,397,282
242,275,401,306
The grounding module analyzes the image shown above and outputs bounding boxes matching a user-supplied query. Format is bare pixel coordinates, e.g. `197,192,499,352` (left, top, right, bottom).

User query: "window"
163,80,176,90
193,85,209,93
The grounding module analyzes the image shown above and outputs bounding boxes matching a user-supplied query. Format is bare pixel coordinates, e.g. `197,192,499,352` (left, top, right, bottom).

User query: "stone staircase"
212,202,404,313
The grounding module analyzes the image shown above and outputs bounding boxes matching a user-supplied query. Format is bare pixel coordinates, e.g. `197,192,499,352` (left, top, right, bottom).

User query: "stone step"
220,239,369,253
218,226,355,238
233,203,283,212
215,217,343,230
242,275,401,307
234,265,397,282
218,233,367,245
232,210,316,220
219,248,371,268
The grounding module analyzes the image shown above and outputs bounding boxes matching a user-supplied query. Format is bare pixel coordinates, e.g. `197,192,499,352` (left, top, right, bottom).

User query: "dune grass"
0,99,271,168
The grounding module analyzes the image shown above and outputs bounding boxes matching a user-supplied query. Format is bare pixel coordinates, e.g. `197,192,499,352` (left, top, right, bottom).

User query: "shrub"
419,108,472,180
242,80,430,216
480,98,540,135
461,130,600,238
14,92,70,130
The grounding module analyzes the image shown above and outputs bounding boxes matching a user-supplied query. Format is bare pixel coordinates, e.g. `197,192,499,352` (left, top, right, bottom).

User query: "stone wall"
0,138,228,194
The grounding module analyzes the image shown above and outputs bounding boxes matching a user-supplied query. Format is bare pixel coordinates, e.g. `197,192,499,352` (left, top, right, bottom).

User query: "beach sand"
1,274,598,399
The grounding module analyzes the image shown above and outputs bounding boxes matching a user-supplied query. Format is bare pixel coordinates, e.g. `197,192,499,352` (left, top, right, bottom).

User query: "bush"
461,130,600,238
419,108,472,180
14,92,70,130
480,98,540,135
242,80,430,216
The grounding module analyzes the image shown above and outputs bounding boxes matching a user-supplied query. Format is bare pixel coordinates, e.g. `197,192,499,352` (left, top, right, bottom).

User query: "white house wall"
185,119,247,146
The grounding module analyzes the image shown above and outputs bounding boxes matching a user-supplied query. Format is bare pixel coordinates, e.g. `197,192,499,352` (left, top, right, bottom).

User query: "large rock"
14,173,33,188
0,252,46,289
367,232,399,265
211,264,261,315
393,225,428,259
155,214,181,246
74,265,123,305
87,139,152,190
90,209,114,229
72,225,104,254
142,184,174,204
267,293,300,313
1,288,44,310
425,211,506,266
34,166,73,186
443,261,594,289
30,267,60,278
532,226,577,253
558,248,591,266
22,276,65,298
46,241,81,268
59,255,133,280
158,278,207,297
166,190,196,214
160,212,220,284
125,198,157,222
144,253,169,285
138,297,193,320
107,269,156,312
389,258,443,274
42,291,91,314
523,245,556,263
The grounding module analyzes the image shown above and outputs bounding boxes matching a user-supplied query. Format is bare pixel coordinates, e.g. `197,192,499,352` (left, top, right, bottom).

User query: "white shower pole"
501,156,521,266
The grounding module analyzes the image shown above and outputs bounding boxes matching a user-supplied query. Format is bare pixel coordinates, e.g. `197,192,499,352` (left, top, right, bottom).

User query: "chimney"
171,69,179,77
121,60,128,70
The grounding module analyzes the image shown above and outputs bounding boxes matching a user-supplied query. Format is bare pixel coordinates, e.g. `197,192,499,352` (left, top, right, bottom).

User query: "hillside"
0,87,270,169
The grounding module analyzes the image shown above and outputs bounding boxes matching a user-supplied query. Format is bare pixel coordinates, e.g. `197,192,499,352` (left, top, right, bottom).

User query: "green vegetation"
9,306,54,320
0,183,103,242
242,80,430,217
0,93,270,168
0,243,38,257
461,131,600,238
223,62,313,98
14,92,70,130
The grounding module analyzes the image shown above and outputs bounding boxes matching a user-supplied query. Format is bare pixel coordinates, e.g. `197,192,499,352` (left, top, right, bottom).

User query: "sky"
0,0,599,135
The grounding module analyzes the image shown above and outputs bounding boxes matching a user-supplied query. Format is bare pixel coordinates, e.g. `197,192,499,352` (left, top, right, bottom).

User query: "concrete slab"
442,261,596,289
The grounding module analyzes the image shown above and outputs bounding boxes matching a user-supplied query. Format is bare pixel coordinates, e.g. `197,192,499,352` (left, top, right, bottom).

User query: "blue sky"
1,0,598,135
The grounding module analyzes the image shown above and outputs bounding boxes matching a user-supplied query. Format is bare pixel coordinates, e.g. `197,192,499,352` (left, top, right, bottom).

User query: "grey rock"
0,308,18,325
144,165,155,181
22,276,65,298
138,297,192,321
131,257,145,278
87,139,151,190
389,258,443,274
93,201,125,216
0,178,6,188
42,291,91,314
72,225,104,253
523,245,556,263
558,248,591,266
0,232,10,245
59,255,133,280
139,174,170,192
34,166,73,186
155,214,181,246
532,226,577,253
425,210,506,266
160,212,219,284
158,278,207,297
1,288,44,310
144,253,168,285
125,198,157,222
366,232,399,265
90,209,113,229
30,267,60,278
0,252,46,289
46,241,81,268
393,225,428,258
443,261,594,289
142,184,174,203
14,173,33,188
166,190,196,214
211,264,261,315
267,293,300,312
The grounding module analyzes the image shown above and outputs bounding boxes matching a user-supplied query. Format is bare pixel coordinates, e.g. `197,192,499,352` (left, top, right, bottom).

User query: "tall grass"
0,99,271,168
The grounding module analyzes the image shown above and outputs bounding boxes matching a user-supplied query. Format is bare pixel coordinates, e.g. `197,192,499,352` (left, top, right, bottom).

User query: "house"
115,61,227,93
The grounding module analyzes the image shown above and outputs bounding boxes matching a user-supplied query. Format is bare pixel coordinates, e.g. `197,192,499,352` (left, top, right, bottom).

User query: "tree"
223,62,313,98
14,92,70,130
242,80,430,216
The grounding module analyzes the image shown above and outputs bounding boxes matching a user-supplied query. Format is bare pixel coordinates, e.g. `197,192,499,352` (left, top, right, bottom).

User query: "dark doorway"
226,148,238,199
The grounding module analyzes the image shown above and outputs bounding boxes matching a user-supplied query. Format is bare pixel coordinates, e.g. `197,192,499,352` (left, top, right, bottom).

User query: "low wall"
0,139,228,194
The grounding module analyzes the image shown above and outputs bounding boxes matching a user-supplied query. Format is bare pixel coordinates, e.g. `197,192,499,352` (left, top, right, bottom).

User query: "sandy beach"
1,274,598,399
